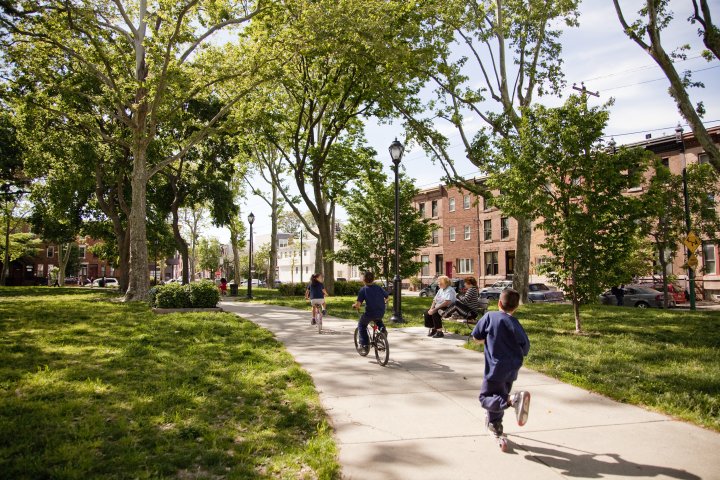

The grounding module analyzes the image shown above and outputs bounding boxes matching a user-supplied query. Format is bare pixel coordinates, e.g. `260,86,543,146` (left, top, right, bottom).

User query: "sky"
208,0,720,242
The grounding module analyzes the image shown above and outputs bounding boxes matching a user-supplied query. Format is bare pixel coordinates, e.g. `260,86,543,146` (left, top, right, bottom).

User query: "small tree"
196,237,222,279
333,171,432,287
485,96,652,333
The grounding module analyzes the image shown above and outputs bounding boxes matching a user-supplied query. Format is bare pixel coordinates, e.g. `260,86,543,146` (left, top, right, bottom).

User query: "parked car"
240,279,266,287
335,277,347,282
637,282,686,304
598,285,673,308
527,283,565,303
479,280,514,300
419,278,465,297
89,277,119,288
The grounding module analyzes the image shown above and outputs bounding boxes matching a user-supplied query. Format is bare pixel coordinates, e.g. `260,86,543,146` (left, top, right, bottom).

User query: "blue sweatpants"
357,314,386,346
479,378,513,423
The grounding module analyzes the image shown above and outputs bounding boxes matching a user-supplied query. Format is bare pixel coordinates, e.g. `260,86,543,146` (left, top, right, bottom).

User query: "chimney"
645,134,652,139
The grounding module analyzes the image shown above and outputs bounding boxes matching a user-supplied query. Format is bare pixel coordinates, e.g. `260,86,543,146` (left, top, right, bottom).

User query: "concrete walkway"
220,302,719,480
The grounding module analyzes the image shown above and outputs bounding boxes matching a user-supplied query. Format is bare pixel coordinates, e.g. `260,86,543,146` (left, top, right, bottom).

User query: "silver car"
480,280,514,300
598,285,673,308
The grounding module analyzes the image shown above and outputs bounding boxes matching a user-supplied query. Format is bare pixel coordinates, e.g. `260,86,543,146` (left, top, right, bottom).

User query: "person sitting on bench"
443,277,485,319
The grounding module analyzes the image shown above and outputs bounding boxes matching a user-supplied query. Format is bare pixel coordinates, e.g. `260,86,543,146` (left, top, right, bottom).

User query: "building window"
484,220,492,241
449,198,456,212
78,245,86,258
661,157,669,168
703,242,716,275
699,153,709,165
305,266,309,273
481,196,488,211
418,202,425,218
484,252,499,276
435,254,444,275
431,200,438,218
37,264,44,276
449,226,456,242
421,255,430,276
501,217,510,239
463,194,471,209
431,229,439,245
464,225,471,240
80,264,88,276
456,258,474,274
47,246,54,258
295,267,299,274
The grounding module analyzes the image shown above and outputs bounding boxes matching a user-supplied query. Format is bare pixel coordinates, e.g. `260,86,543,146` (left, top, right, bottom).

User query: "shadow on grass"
0,291,339,479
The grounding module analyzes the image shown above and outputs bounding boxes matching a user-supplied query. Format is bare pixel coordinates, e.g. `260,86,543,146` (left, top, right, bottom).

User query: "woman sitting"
443,277,485,319
424,275,456,338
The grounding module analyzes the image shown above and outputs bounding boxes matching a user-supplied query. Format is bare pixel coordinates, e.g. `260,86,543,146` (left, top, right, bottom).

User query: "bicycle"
311,302,323,334
353,313,390,366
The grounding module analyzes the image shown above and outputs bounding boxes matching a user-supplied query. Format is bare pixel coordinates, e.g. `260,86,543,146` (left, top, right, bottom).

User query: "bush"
189,281,220,308
153,281,220,309
278,282,307,296
333,281,364,296
154,283,192,309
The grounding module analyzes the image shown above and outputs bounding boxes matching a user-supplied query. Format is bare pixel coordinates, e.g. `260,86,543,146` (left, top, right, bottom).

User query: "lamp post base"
390,313,404,324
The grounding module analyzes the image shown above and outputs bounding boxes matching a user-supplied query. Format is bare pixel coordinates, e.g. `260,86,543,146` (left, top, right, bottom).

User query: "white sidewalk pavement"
220,301,719,480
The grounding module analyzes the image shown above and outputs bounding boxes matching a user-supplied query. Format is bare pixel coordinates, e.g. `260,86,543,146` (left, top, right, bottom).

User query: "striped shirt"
457,286,484,312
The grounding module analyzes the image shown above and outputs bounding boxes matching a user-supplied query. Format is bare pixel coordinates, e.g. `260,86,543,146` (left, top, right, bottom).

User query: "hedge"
277,280,365,297
152,281,220,308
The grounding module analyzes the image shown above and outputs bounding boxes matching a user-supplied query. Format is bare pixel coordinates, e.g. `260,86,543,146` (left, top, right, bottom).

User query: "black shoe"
322,309,327,315
427,329,436,337
432,331,444,338
311,319,316,325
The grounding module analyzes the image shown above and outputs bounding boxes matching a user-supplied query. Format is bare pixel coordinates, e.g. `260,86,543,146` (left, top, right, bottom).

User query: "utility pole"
572,82,600,98
676,124,697,311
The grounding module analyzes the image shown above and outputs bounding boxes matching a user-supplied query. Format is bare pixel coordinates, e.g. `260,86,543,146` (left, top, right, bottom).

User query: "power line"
604,65,720,92
580,54,704,83
603,119,720,138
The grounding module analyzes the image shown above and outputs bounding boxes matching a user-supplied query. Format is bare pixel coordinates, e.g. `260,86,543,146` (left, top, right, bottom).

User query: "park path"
220,301,720,480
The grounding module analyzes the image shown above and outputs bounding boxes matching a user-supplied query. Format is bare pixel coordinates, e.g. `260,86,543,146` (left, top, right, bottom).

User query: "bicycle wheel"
317,311,322,334
374,331,389,366
354,327,369,356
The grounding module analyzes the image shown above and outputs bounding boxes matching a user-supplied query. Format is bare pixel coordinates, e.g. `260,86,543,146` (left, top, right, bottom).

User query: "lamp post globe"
389,138,405,323
247,212,255,299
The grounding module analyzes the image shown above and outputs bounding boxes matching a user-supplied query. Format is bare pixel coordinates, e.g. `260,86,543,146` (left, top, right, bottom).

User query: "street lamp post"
1,183,25,286
676,124,696,311
389,138,405,323
247,212,255,299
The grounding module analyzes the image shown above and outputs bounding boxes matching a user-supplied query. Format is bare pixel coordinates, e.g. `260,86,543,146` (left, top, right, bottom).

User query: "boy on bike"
352,271,389,354
305,273,328,325
471,288,531,437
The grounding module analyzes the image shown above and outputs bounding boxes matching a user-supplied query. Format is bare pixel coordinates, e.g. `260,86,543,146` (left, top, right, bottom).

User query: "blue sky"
211,0,720,241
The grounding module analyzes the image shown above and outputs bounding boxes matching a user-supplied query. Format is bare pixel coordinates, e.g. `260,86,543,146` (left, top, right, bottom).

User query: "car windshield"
634,287,659,294
529,284,549,291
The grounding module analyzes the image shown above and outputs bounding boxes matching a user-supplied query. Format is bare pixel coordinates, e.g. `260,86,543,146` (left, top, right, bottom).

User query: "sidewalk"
221,302,719,480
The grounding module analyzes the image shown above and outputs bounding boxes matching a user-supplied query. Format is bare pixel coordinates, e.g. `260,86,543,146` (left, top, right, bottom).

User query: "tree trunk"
573,299,582,334
319,221,335,294
314,239,323,276
58,243,72,285
125,148,150,301
514,216,532,304
659,244,669,309
229,226,242,285
171,205,190,284
268,187,278,287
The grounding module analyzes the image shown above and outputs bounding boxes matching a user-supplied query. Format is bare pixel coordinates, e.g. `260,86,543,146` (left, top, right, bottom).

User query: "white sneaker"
511,391,531,426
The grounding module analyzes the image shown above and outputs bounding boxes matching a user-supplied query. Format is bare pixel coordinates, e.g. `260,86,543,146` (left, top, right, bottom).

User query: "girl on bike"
305,273,328,325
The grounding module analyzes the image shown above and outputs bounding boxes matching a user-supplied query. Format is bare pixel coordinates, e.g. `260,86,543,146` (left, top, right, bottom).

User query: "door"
445,261,453,278
435,255,444,275
506,251,515,278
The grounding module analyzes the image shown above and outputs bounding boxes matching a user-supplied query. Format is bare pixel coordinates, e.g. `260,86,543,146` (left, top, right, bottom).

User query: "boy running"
471,288,531,437
305,273,329,325
352,271,388,353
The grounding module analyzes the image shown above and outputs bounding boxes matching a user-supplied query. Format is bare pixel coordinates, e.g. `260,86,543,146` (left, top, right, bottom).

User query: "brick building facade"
411,126,720,298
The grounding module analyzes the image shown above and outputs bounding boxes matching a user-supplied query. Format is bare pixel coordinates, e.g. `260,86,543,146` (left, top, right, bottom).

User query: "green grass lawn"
0,287,339,479
241,289,720,432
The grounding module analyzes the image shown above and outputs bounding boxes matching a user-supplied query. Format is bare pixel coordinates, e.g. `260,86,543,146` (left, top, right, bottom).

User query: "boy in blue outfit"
471,288,531,436
352,271,388,353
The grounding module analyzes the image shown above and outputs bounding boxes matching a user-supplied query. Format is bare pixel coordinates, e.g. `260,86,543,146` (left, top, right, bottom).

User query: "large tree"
399,0,579,303
334,170,432,287
613,0,720,173
641,160,720,307
245,0,438,294
483,96,652,333
1,0,265,300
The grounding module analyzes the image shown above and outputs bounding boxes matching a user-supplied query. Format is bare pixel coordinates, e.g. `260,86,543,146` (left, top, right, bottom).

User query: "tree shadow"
515,437,701,479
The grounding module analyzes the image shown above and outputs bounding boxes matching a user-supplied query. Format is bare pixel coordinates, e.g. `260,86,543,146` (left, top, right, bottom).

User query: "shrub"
333,281,364,296
278,282,307,296
189,281,220,308
154,283,192,309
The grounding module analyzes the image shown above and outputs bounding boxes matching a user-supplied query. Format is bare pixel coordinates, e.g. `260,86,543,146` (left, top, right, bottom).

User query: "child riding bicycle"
305,273,329,325
352,271,388,353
